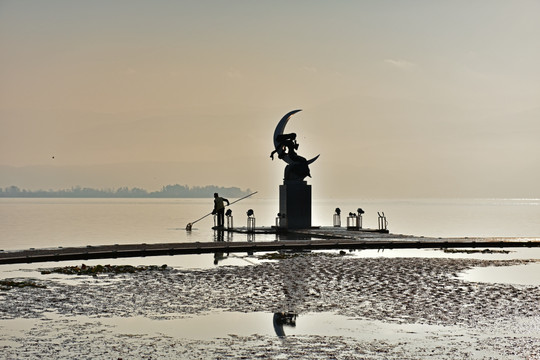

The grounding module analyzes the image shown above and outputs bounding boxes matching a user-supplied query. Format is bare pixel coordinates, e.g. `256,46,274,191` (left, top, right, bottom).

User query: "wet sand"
1,253,539,359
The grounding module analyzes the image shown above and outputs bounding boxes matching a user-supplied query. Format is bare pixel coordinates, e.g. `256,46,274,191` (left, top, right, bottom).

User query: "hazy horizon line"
0,184,252,198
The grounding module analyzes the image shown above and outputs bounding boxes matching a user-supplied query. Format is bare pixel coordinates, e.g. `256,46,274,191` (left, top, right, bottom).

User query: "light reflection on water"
45,311,455,341
0,253,266,281
459,263,540,286
2,197,540,251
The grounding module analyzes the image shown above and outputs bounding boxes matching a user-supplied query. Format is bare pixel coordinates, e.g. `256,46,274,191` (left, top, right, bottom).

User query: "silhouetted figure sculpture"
271,110,319,182
212,193,229,228
270,133,297,160
271,132,314,181
272,110,319,229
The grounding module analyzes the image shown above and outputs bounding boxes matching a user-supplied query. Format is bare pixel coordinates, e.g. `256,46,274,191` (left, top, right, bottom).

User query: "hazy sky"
1,0,539,198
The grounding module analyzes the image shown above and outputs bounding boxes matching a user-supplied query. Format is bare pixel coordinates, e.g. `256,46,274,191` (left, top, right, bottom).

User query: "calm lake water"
2,197,540,251
2,197,539,275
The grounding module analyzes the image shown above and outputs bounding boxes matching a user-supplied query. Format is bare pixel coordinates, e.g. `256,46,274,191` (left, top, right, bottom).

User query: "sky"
1,0,539,198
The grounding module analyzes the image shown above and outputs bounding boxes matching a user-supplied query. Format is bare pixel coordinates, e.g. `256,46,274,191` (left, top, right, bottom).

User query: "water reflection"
196,223,318,244
80,310,462,341
212,229,261,264
213,229,229,265
211,228,308,337
272,246,309,338
213,252,229,265
275,233,313,241
210,226,309,336
213,229,224,242
273,312,298,337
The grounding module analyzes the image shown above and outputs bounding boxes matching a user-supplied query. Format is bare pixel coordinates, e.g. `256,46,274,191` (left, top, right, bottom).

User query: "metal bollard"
226,209,233,230
247,209,255,232
347,212,359,229
357,208,364,229
333,208,341,227
276,213,287,229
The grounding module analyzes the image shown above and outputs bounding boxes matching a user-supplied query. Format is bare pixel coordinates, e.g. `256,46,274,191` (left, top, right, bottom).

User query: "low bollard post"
247,209,256,232
226,209,233,229
347,212,359,230
333,208,341,227
357,208,364,229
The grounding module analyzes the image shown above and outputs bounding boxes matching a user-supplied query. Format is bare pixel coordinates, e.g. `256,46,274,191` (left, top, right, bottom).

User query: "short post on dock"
247,209,256,232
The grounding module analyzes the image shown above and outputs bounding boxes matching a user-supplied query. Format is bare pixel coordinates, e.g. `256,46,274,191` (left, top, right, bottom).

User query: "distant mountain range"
0,184,251,198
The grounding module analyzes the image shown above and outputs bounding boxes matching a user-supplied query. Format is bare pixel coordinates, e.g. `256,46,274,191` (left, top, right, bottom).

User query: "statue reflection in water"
213,230,303,336
271,250,306,338
273,312,297,337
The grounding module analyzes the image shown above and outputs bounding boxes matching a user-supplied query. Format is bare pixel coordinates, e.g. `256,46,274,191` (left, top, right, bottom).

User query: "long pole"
185,191,258,230
227,191,258,206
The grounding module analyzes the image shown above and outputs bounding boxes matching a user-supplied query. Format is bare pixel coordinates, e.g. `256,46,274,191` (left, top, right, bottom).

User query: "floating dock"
1,227,539,265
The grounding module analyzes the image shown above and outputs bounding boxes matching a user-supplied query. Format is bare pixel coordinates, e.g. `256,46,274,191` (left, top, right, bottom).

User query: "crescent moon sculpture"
271,109,319,181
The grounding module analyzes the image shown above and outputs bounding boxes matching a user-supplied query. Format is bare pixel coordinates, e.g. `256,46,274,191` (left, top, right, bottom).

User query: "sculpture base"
279,181,311,229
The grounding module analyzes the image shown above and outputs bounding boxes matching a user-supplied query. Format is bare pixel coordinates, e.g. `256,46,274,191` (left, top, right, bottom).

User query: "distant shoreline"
0,184,251,199
0,196,236,198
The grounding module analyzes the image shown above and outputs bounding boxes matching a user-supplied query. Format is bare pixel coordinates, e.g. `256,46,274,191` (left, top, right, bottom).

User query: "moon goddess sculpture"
271,110,319,181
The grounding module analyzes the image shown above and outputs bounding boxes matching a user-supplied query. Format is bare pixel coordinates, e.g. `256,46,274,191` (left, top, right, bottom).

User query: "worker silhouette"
212,193,230,228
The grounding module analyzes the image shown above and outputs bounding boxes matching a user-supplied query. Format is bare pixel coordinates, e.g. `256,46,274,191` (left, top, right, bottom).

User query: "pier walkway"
1,227,539,265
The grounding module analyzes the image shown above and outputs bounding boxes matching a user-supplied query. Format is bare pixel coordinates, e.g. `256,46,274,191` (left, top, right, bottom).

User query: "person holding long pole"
212,193,230,229
185,191,258,231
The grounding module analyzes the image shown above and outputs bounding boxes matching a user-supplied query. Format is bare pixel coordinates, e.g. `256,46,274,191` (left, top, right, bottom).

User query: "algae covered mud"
1,251,539,359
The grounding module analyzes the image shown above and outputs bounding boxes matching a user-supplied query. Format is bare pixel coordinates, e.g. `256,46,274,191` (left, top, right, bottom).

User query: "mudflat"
1,252,539,359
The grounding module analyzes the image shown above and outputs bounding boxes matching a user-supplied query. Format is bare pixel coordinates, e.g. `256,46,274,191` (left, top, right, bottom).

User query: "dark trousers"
216,208,225,227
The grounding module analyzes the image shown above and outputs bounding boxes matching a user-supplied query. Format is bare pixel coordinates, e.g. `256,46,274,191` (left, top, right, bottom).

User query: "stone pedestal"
279,180,311,229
